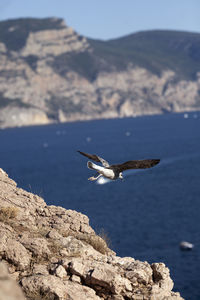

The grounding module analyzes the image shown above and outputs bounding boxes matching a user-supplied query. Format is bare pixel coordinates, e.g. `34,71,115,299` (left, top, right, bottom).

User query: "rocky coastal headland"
0,168,183,300
0,17,200,128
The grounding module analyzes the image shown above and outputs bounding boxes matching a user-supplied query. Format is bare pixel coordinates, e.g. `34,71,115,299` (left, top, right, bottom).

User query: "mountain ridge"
0,17,200,128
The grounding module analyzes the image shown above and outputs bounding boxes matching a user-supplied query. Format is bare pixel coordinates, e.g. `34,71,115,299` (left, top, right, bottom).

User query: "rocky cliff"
0,17,200,128
0,168,183,300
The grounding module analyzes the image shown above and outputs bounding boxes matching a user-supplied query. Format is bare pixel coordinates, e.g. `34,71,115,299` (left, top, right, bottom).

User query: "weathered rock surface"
0,167,184,299
0,18,200,128
0,262,25,300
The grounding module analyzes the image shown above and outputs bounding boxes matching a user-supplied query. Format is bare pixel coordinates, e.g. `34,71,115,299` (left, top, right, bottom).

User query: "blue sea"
0,112,200,300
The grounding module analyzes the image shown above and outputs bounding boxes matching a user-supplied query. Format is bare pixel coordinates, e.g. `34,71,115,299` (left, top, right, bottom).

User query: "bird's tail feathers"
87,161,94,169
87,161,103,172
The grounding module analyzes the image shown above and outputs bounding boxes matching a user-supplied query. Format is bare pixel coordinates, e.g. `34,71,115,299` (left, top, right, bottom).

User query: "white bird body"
87,161,116,180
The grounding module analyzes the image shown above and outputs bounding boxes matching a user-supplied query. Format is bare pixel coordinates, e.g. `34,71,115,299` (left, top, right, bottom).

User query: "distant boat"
43,142,48,148
125,131,131,136
193,113,198,119
183,113,189,119
179,241,194,250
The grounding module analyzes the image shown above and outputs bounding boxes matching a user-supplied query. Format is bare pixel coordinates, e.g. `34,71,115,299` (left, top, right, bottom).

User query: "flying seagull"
78,150,160,181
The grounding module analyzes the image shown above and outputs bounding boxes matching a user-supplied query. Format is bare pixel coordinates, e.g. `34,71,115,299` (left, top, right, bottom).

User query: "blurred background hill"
0,17,200,128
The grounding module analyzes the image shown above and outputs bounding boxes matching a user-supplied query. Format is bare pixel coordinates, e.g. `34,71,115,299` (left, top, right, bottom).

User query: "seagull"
78,151,160,181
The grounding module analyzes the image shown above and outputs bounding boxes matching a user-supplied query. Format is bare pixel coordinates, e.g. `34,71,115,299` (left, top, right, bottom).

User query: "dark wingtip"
154,159,160,165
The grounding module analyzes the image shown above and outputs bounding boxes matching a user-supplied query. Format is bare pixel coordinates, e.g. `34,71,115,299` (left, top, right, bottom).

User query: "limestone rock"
125,260,153,285
0,168,184,299
0,262,25,300
54,265,67,279
1,238,31,271
19,235,51,257
0,106,50,128
0,42,6,53
64,280,102,300
32,264,49,275
21,275,68,299
21,27,90,57
151,263,175,299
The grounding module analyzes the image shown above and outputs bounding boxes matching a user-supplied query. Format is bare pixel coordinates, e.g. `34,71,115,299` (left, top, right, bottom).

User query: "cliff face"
0,18,200,128
0,168,184,300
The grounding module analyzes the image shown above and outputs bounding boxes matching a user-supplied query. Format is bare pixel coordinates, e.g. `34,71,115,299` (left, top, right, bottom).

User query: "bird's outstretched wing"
78,151,110,167
111,159,160,172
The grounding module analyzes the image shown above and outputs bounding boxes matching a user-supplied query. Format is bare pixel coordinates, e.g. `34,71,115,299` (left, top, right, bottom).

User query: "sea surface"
0,112,200,300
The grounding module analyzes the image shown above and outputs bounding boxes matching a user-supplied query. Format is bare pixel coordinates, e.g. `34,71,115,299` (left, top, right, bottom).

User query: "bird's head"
119,172,123,180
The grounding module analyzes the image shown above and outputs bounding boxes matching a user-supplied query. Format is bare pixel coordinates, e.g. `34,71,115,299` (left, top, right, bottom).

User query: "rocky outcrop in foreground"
0,18,200,128
0,168,183,300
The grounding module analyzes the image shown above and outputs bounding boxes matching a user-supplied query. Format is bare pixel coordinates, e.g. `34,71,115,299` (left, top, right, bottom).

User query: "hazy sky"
0,0,200,40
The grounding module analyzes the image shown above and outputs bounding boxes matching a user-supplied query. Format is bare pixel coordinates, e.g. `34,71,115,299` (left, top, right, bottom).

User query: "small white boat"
179,241,194,250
